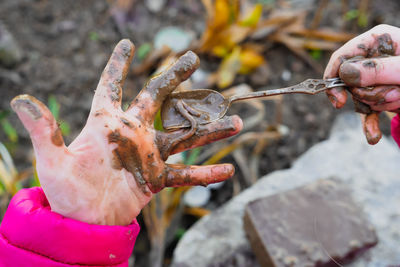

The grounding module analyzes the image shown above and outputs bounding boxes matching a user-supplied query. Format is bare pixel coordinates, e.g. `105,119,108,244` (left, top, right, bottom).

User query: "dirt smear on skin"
356,33,397,58
108,129,151,195
339,63,361,87
10,94,65,146
136,51,200,119
341,33,397,96
51,127,64,146
375,33,396,55
102,39,134,103
148,51,199,103
351,96,372,114
340,33,397,144
362,60,377,68
120,117,133,128
165,164,206,187
350,86,395,104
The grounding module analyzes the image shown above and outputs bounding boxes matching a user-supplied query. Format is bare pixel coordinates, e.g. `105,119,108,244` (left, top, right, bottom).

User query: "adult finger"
157,115,243,156
325,87,348,109
339,56,400,87
164,163,234,188
350,85,400,106
361,113,382,145
91,39,135,112
370,101,400,112
11,95,66,161
128,51,199,120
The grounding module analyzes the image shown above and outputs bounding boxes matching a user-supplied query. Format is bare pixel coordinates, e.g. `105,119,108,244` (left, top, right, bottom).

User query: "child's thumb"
11,95,66,162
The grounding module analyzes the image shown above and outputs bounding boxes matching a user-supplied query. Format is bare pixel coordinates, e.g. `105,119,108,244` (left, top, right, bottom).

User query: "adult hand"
324,24,400,144
11,40,243,226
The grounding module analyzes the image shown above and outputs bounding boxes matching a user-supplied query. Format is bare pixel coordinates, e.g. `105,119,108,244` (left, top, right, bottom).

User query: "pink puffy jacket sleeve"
392,114,400,147
0,187,140,267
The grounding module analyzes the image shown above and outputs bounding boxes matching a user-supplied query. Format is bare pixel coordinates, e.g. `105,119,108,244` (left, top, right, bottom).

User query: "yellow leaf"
238,49,264,74
212,45,230,57
213,0,231,29
205,26,248,56
185,207,211,217
239,4,263,27
217,46,241,88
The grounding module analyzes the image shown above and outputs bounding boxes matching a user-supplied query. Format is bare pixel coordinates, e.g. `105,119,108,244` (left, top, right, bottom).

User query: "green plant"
48,95,71,136
0,142,21,195
89,31,100,41
0,110,18,143
137,43,152,61
309,49,322,60
344,9,368,28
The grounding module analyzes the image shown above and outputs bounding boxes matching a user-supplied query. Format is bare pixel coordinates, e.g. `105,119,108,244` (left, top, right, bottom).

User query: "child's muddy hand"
11,40,243,226
324,24,400,144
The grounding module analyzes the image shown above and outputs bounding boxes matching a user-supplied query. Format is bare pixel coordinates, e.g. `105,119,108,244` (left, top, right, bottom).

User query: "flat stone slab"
244,178,377,267
172,113,400,267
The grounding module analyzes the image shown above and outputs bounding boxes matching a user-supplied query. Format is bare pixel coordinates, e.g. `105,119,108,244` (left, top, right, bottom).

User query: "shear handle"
325,77,346,89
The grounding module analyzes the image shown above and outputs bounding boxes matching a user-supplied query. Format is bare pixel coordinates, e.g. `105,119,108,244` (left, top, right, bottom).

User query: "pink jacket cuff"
392,114,400,147
0,187,140,267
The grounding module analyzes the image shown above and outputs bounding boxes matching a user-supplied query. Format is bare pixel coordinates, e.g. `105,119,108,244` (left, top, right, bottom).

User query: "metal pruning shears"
161,78,346,130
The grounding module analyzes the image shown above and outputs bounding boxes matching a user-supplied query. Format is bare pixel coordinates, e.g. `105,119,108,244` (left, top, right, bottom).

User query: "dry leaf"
238,48,265,74
239,3,263,27
217,46,241,88
184,207,211,217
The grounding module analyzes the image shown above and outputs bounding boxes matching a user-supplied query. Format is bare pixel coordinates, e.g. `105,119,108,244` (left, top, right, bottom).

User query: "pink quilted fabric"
391,114,400,147
0,187,140,267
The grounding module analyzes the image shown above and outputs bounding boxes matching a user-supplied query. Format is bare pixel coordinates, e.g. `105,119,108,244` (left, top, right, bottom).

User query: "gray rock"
154,27,194,53
172,112,400,267
0,22,22,67
244,178,378,266
145,0,166,13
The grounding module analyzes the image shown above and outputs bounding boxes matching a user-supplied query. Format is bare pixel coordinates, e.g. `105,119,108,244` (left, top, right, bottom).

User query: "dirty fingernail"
11,95,42,120
327,94,338,107
174,51,200,78
364,113,382,145
118,39,134,58
365,130,382,145
181,51,200,67
339,62,361,87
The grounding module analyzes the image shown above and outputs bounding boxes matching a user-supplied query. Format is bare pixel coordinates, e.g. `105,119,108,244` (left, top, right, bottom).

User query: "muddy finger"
324,25,400,79
128,51,200,121
326,87,348,109
339,56,400,87
369,101,400,112
91,39,135,111
156,115,243,159
11,94,66,160
164,163,234,188
350,85,400,105
361,112,382,145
